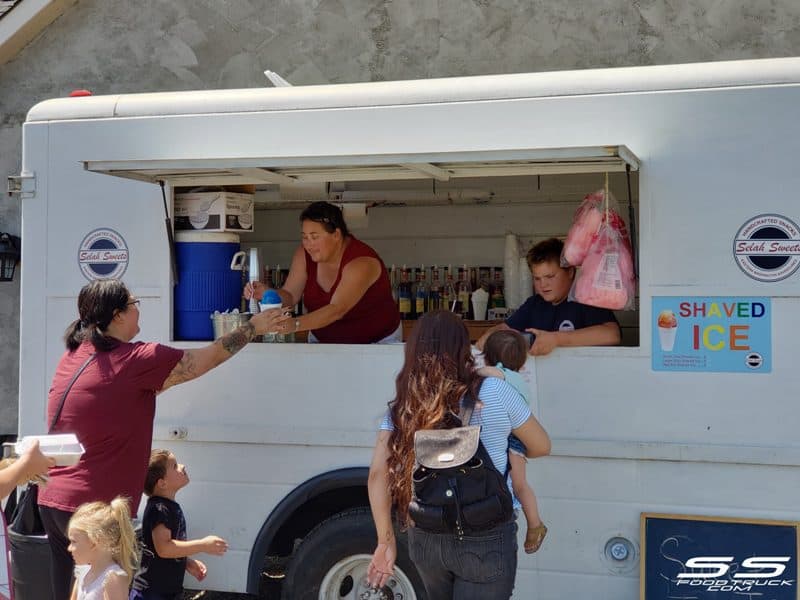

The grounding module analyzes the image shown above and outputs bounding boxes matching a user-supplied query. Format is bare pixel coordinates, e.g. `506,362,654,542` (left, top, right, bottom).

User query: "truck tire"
281,507,425,600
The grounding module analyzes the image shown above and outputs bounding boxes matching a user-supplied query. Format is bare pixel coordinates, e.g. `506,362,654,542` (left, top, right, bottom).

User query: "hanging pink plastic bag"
561,190,632,267
570,222,636,311
561,191,603,266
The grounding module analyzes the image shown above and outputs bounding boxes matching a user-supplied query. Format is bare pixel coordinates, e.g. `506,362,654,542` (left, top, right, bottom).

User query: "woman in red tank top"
247,202,400,344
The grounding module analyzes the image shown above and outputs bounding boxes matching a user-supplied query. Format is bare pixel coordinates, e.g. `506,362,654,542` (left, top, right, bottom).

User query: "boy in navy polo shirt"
477,238,621,355
130,450,228,600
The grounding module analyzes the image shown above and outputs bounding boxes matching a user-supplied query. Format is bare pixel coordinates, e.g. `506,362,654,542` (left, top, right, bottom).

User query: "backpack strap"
458,388,477,426
49,353,96,433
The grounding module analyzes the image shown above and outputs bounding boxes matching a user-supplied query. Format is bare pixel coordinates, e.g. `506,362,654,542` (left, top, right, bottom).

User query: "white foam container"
15,433,85,466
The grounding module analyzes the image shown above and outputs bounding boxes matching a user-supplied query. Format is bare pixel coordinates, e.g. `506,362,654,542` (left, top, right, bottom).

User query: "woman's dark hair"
299,201,350,238
483,329,528,371
387,310,481,526
64,279,131,352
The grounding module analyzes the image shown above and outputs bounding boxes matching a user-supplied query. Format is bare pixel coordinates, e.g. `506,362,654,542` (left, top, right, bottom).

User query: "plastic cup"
658,326,677,352
259,290,283,340
471,287,489,320
471,297,488,320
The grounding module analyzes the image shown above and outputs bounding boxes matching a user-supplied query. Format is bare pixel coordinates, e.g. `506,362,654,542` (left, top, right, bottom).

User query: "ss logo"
676,556,791,579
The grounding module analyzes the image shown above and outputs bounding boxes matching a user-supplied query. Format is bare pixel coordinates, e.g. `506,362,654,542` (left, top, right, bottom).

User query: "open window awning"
83,145,639,188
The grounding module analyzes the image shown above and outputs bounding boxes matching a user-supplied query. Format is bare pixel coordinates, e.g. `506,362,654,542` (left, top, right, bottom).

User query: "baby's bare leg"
509,451,542,527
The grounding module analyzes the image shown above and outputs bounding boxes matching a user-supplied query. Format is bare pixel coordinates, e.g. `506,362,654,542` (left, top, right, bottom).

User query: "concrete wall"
2,0,800,433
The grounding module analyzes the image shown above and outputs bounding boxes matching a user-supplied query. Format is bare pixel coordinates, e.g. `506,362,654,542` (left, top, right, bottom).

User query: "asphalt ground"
183,579,282,599
183,592,259,599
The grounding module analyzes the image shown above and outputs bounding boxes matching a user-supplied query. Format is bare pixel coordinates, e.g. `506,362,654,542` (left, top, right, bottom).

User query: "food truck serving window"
84,146,640,348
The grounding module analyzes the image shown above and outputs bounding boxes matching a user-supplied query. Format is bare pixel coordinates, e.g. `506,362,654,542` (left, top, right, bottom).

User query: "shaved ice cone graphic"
657,310,678,352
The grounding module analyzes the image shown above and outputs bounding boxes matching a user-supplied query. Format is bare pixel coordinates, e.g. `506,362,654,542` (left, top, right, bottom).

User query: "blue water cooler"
174,232,242,340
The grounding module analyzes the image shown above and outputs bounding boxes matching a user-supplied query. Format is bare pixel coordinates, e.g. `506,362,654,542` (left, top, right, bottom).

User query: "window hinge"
7,173,36,198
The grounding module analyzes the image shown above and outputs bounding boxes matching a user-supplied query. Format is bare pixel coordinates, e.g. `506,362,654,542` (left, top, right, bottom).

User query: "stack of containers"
503,233,520,309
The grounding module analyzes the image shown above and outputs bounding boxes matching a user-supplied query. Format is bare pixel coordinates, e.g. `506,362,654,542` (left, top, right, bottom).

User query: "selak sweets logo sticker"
78,228,129,281
733,214,800,282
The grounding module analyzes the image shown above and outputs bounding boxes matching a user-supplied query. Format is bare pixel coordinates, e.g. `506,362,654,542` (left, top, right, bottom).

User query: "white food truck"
12,56,800,599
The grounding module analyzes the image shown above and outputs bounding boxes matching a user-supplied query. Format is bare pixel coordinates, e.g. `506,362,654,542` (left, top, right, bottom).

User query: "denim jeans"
408,519,518,599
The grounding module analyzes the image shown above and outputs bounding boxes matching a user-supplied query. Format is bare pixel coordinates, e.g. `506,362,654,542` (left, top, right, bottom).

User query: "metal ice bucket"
210,312,252,340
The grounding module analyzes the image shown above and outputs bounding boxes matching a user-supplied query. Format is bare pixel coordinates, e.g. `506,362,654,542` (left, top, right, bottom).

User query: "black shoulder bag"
409,391,514,539
9,352,96,535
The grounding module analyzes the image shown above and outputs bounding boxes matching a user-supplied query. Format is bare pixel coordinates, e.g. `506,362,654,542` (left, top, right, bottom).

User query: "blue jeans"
407,519,518,599
508,433,527,456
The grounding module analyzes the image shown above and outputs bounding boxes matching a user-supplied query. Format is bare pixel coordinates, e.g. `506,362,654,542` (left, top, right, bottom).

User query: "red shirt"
303,237,400,343
39,340,183,514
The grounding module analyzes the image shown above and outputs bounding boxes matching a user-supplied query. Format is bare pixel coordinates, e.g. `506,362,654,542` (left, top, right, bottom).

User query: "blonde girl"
67,497,138,600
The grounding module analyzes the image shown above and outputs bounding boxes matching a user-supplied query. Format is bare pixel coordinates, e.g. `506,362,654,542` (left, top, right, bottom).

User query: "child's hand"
527,328,557,355
477,365,505,379
186,558,208,581
201,535,229,556
19,440,56,483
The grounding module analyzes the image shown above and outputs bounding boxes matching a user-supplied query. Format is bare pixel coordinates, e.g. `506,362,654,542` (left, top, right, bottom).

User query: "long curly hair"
387,310,481,526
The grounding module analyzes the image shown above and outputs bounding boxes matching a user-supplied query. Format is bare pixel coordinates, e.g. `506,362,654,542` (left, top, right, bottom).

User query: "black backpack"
408,393,514,539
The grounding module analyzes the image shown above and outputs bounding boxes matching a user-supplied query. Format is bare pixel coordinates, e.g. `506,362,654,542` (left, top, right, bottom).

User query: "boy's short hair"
483,329,528,371
144,449,172,496
526,237,564,268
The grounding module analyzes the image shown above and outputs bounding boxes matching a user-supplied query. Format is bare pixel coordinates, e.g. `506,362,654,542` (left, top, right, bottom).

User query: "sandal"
525,523,548,554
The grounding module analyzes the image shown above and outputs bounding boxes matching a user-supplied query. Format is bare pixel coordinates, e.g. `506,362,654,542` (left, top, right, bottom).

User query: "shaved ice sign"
652,297,771,373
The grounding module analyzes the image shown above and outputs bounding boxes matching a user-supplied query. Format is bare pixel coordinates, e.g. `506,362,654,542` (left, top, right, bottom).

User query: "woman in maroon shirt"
248,202,400,344
39,279,277,600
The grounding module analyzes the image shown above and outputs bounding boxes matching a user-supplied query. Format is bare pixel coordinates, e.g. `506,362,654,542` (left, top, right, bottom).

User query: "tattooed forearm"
161,323,255,392
220,322,255,355
162,350,198,389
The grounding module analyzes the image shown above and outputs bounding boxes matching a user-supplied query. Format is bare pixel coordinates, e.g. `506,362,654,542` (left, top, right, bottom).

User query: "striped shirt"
380,377,532,503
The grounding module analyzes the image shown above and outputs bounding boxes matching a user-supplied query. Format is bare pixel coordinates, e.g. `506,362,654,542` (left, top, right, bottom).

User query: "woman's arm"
527,321,621,356
512,415,552,459
0,441,54,499
244,245,307,307
367,430,396,589
160,309,277,392
276,256,382,334
276,245,308,308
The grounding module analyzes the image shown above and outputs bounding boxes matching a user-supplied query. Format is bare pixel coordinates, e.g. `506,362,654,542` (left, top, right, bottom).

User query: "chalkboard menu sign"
641,513,798,599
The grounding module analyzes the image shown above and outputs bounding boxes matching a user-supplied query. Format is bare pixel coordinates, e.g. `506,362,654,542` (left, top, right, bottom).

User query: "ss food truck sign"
642,513,798,599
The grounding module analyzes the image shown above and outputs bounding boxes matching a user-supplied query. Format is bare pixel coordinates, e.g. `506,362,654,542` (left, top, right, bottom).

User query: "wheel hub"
318,553,417,600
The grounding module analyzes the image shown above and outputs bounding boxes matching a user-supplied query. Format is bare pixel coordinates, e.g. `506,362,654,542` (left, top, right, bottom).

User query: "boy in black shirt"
477,238,621,355
130,450,228,600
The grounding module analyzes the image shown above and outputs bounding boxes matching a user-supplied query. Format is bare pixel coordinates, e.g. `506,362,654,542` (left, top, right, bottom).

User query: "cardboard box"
174,191,254,232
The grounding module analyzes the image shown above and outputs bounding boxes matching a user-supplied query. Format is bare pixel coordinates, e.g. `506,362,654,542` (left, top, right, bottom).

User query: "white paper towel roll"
503,233,520,308
519,256,532,303
339,203,369,229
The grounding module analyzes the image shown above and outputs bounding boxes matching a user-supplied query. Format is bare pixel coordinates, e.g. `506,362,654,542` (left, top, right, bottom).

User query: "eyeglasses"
127,299,140,307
